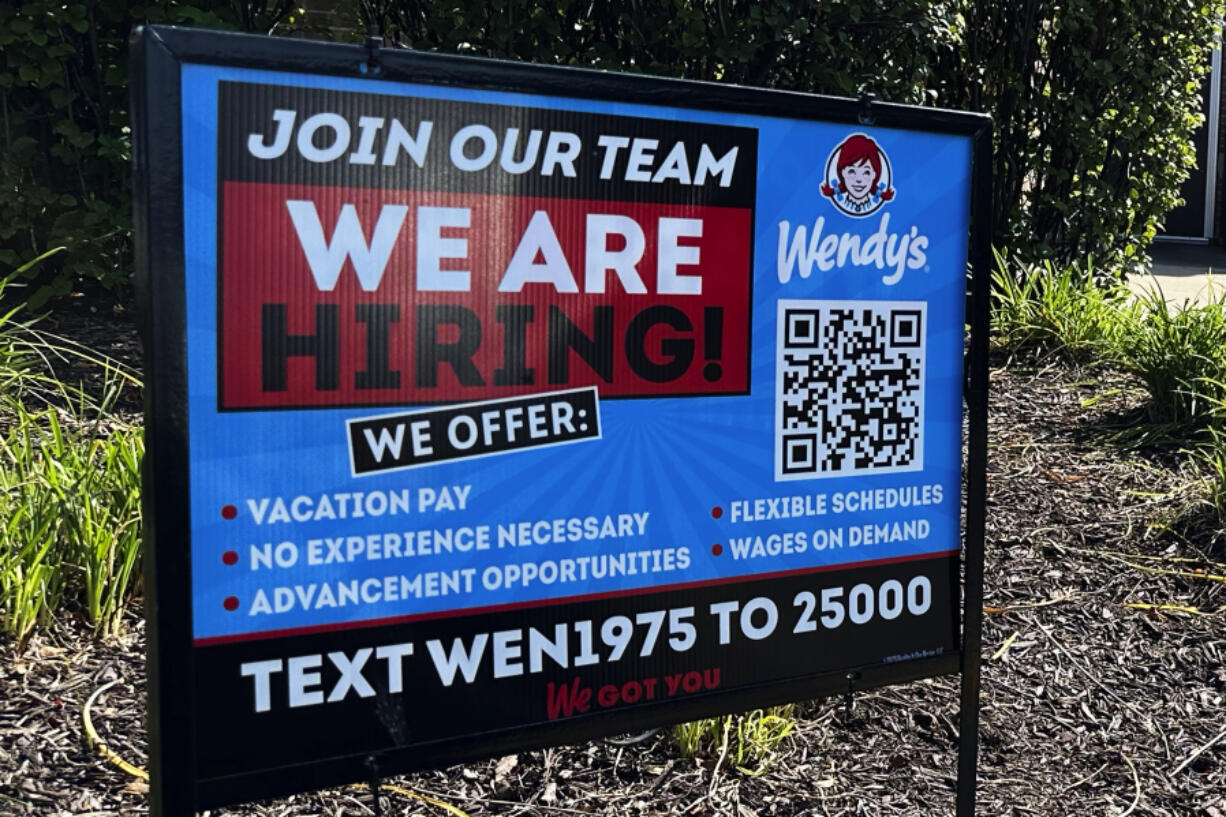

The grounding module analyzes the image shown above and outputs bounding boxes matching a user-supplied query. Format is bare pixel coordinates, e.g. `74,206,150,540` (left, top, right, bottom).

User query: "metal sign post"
131,25,990,815
956,124,994,817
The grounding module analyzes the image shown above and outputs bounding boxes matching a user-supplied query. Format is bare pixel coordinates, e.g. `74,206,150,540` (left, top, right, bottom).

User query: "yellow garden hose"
82,680,149,782
351,782,472,817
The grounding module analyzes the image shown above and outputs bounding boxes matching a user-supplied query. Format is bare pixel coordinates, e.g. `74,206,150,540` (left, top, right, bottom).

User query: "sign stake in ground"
131,24,990,816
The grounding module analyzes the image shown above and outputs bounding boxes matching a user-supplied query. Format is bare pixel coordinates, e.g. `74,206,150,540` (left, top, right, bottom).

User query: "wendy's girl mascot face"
820,133,894,217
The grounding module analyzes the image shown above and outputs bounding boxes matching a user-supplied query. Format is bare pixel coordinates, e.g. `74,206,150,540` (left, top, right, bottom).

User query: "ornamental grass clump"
673,706,795,775
1116,286,1226,432
1201,427,1226,535
990,251,1136,361
0,373,144,644
0,269,144,645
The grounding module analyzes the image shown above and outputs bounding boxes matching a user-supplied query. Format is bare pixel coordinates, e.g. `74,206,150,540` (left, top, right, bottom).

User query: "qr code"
775,300,926,481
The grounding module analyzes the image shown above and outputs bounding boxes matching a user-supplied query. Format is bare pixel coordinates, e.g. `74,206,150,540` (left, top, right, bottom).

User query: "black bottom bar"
195,554,958,808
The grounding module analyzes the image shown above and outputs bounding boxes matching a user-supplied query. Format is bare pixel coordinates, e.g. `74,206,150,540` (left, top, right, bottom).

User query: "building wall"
1216,47,1226,244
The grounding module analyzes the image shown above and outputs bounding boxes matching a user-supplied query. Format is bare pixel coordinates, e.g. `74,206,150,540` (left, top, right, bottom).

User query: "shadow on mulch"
1,322,1225,816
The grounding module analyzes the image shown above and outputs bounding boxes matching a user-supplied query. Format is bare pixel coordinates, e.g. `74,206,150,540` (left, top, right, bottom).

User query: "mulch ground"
2,319,1225,815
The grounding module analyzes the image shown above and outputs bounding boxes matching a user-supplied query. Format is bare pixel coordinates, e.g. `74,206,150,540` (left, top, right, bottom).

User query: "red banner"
220,182,752,408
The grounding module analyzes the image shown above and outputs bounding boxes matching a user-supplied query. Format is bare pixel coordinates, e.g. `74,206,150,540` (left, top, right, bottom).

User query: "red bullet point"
221,505,238,520
711,506,723,519
222,551,239,566
223,596,240,611
711,544,723,556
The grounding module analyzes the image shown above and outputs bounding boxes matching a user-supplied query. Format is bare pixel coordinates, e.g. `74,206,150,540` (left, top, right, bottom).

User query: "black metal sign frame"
131,24,990,817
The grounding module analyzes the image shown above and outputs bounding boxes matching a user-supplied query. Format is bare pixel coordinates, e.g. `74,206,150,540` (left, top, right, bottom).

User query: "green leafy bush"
366,0,1223,276
4,0,1223,303
953,1,1224,275
362,0,958,104
0,2,308,306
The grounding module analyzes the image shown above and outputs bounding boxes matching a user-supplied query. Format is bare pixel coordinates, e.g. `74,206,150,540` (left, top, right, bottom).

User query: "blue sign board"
184,65,970,643
133,26,990,815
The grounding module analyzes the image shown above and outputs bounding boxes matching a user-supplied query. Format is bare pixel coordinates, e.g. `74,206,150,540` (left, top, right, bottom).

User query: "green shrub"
367,0,1223,276
990,251,1136,361
362,0,957,103
0,2,307,306
6,0,1223,302
954,1,1223,275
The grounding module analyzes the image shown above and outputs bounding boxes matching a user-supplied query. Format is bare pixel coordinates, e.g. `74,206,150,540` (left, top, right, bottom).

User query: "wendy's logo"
820,133,894,218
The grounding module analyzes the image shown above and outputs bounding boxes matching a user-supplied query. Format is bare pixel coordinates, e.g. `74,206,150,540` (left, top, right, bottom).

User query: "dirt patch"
2,353,1225,816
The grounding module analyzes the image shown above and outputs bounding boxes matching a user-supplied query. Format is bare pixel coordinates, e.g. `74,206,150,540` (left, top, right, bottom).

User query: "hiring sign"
133,25,991,816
